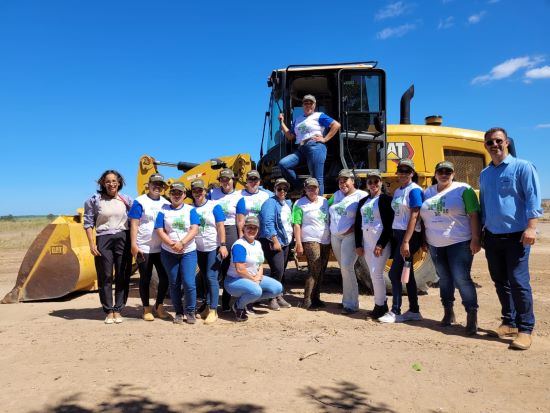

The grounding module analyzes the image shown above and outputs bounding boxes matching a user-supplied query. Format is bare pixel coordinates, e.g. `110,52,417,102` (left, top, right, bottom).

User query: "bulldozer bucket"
2,212,97,303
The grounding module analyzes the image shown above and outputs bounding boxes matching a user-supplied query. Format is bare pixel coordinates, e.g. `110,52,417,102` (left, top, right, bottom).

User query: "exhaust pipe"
400,84,414,125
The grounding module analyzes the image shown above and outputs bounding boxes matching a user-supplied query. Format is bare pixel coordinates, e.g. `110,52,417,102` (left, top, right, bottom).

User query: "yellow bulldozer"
3,61,497,303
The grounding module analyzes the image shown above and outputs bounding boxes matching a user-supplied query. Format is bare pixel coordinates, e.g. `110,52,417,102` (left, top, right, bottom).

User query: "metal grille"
443,149,486,189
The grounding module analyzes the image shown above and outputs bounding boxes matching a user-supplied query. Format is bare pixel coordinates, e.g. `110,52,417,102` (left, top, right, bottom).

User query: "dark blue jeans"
388,230,421,315
484,231,534,333
160,249,197,315
278,140,327,194
197,249,221,309
429,240,478,311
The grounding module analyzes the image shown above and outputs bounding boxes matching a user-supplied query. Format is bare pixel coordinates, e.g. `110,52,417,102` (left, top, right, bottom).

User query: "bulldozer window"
267,97,284,153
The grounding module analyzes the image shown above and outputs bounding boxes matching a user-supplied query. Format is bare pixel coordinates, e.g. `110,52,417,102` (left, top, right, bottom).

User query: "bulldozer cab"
259,62,387,193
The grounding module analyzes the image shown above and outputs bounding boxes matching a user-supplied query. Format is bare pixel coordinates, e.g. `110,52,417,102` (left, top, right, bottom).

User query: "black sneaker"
310,299,326,309
232,302,248,322
370,302,389,319
245,303,257,316
185,312,196,324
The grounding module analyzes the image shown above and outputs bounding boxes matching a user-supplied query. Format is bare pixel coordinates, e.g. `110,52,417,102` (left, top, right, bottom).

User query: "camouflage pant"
303,242,330,302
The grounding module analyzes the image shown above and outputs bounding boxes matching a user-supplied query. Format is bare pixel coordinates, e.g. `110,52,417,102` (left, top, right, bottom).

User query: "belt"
485,230,523,239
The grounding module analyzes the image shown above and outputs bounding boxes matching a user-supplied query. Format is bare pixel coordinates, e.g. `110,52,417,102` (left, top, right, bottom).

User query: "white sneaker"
378,311,396,323
396,310,423,322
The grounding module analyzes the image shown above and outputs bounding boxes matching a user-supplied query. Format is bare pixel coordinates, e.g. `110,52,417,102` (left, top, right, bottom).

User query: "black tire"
355,250,437,294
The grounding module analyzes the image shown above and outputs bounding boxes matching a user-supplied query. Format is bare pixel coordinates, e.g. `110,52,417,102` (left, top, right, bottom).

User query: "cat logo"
50,245,65,255
387,142,415,163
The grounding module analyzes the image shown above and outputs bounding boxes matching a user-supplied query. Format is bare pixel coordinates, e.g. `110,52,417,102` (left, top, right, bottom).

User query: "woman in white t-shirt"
379,159,424,324
191,179,228,325
128,173,170,322
224,215,283,322
208,168,242,312
292,177,330,309
420,161,481,335
154,182,200,325
354,171,394,320
328,169,368,314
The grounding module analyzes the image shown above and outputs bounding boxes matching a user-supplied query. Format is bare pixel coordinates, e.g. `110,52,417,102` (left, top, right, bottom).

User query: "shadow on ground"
299,380,397,413
28,385,265,413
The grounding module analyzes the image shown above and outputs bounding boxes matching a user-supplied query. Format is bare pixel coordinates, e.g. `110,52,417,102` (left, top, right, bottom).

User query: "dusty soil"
1,224,549,413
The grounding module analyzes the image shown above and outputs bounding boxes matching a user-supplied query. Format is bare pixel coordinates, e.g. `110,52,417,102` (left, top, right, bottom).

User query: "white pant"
331,232,359,311
362,228,391,306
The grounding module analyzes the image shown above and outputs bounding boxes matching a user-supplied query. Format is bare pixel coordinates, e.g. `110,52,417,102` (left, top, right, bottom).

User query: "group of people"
83,124,542,351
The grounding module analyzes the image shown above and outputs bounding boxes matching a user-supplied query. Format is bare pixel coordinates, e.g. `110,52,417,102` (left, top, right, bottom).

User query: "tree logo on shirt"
297,123,309,135
255,252,265,267
318,207,328,224
250,199,263,215
172,216,188,232
391,198,403,216
219,199,230,214
361,204,374,224
198,212,207,233
428,196,448,216
334,201,348,217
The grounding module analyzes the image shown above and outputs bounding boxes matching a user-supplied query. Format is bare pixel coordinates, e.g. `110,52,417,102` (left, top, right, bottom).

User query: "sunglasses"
436,169,453,175
192,188,204,193
244,225,258,230
367,179,380,185
485,138,504,146
305,186,317,190
219,177,231,183
397,168,412,174
170,190,184,196
276,187,288,192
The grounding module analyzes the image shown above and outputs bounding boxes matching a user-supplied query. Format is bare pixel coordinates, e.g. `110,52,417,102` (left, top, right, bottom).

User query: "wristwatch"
220,242,227,246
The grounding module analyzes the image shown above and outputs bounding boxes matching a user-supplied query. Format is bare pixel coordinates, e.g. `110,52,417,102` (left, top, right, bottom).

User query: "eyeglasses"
170,191,184,196
485,138,504,146
247,177,260,182
191,188,204,193
276,187,288,192
367,180,380,185
397,168,412,174
436,169,453,175
244,225,258,230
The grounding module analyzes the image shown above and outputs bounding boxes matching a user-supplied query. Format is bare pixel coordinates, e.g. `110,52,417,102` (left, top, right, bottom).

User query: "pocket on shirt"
498,176,514,196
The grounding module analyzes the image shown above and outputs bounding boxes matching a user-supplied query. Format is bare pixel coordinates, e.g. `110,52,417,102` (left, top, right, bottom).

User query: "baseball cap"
304,177,319,187
148,173,165,184
302,94,316,103
274,178,290,189
191,179,205,189
218,168,235,179
338,169,355,179
397,159,415,171
367,171,382,180
435,160,455,172
170,182,186,193
244,215,260,227
246,170,261,179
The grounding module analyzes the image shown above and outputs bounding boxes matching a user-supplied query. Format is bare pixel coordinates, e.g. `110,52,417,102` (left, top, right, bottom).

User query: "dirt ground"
1,225,549,413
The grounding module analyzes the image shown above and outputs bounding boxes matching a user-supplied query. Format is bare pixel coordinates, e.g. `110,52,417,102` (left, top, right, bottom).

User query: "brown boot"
465,309,478,336
440,307,456,326
143,306,154,321
509,333,532,350
488,323,519,338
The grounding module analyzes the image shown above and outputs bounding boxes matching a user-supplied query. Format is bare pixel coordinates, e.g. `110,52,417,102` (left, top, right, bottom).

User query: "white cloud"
536,124,550,129
471,56,545,85
375,1,411,20
525,66,550,79
438,16,454,29
468,11,486,24
376,24,416,39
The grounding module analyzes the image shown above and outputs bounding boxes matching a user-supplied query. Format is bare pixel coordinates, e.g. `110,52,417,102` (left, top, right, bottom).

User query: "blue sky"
1,0,549,215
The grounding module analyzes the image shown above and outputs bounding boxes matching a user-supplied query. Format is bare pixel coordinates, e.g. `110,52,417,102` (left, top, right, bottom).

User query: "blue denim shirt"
480,155,543,234
259,196,292,246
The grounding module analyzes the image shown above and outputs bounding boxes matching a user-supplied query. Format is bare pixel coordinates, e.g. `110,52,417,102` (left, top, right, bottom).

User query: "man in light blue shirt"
480,127,542,351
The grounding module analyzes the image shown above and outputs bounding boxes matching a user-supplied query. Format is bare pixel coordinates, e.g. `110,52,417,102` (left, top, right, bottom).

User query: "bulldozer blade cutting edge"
2,214,97,303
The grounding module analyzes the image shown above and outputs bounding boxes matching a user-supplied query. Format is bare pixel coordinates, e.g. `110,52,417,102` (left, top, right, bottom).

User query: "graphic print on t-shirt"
172,216,187,232
361,203,375,224
427,196,448,216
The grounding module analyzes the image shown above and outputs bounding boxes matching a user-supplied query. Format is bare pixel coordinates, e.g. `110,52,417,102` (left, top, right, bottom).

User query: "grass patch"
0,216,55,250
